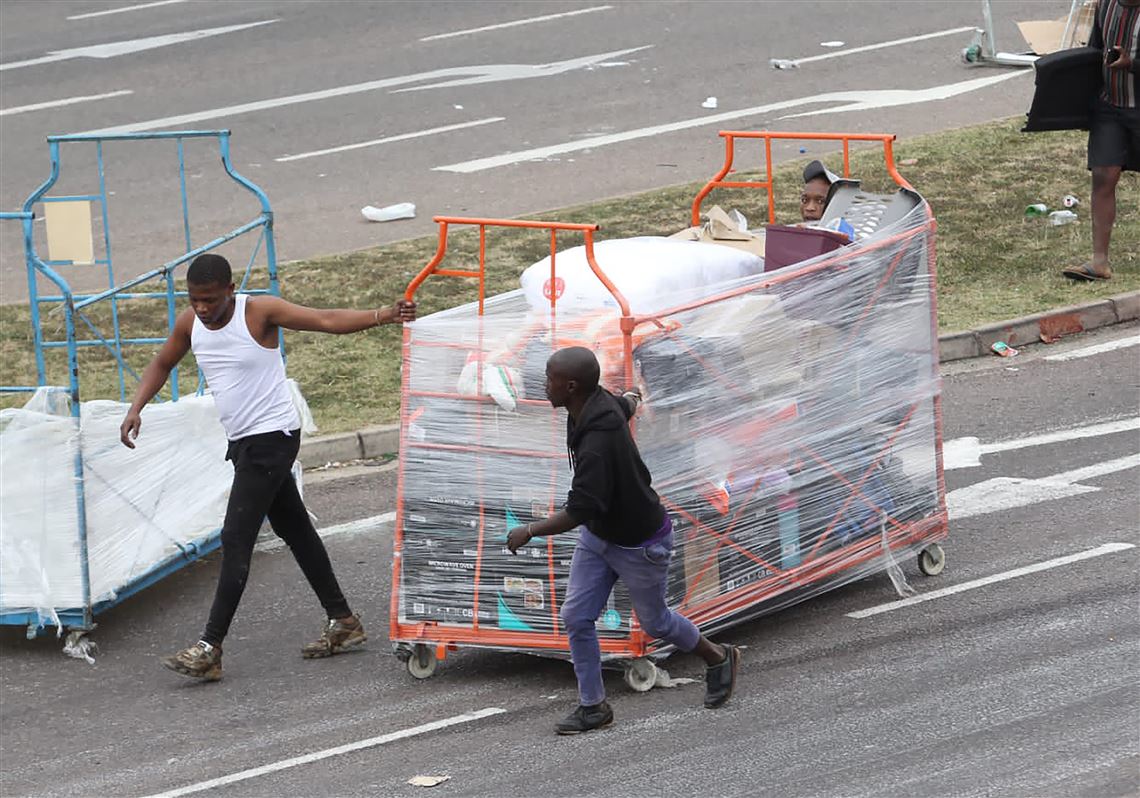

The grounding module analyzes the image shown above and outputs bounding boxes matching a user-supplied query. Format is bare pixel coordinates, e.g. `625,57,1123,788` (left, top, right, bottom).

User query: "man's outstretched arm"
261,296,415,334
119,311,193,448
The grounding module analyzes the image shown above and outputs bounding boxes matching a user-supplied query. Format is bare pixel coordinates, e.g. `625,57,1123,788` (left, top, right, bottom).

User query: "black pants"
202,430,351,647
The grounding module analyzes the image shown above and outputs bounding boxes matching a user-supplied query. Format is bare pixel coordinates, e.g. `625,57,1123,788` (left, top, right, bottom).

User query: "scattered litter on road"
1005,367,1020,372
653,668,697,688
63,632,97,664
900,158,919,166
769,58,798,69
453,104,464,110
1040,332,1061,344
408,775,451,788
542,694,559,700
820,40,845,47
1062,194,1080,208
991,341,1019,357
799,147,807,153
701,96,718,109
1049,210,1077,227
362,202,416,222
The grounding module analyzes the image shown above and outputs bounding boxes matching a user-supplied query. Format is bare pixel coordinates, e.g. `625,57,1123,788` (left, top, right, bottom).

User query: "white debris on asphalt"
408,775,451,787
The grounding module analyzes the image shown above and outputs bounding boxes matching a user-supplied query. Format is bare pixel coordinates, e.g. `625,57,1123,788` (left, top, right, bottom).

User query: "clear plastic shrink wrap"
1,382,314,624
396,209,943,658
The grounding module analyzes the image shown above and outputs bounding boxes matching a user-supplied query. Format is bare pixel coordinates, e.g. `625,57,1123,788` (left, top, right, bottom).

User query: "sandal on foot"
1062,263,1111,282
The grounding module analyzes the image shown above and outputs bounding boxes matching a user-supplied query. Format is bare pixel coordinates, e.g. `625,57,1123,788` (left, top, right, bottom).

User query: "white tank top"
191,294,300,440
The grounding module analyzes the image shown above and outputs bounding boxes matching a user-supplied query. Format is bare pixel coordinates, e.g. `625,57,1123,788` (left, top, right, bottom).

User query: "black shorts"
1088,98,1140,172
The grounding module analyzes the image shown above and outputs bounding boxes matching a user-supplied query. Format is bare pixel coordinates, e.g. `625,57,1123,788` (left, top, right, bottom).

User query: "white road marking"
945,453,1140,520
0,19,278,71
144,707,508,797
777,71,1028,120
775,26,976,68
945,478,1097,520
420,5,613,42
846,542,1135,618
66,0,187,21
433,72,1023,173
76,46,649,135
256,511,396,552
276,117,505,162
944,417,1140,470
1043,334,1140,362
1048,453,1140,484
0,89,132,116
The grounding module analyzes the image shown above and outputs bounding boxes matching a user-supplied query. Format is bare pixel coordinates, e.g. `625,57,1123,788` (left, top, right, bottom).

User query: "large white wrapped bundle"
0,395,230,620
519,236,764,314
0,408,84,617
1,379,318,624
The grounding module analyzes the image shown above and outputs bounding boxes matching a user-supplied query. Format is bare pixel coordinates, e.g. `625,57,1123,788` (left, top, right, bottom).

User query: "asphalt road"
0,0,1067,301
2,323,1137,798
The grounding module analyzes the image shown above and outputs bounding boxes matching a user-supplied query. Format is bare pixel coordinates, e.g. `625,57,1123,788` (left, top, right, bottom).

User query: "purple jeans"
560,518,700,706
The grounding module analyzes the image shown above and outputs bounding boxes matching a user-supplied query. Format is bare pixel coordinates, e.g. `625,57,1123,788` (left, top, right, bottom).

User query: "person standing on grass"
119,253,415,681
507,346,739,735
1063,0,1139,282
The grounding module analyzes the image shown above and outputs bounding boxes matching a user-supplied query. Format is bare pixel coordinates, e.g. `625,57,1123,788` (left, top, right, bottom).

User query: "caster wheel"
918,543,946,576
623,658,658,692
406,643,438,679
962,44,981,64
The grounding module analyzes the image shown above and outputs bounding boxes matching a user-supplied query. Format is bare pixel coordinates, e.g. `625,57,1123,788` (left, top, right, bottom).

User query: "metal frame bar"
690,130,911,228
2,130,280,637
961,0,1087,68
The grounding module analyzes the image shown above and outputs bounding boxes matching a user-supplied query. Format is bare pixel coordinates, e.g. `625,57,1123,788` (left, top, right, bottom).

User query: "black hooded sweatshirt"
564,386,665,546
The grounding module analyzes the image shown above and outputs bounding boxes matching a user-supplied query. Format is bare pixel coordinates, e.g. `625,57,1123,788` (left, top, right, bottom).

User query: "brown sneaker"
161,641,222,681
302,614,367,659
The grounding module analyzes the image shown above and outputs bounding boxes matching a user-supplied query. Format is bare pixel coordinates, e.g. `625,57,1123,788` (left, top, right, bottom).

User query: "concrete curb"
299,424,398,469
938,290,1140,363
301,290,1140,467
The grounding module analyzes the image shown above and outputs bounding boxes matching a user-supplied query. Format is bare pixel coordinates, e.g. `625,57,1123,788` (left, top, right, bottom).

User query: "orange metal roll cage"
690,130,912,227
392,130,947,663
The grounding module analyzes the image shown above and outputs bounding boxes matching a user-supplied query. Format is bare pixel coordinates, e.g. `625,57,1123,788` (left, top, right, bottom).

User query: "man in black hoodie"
507,346,739,735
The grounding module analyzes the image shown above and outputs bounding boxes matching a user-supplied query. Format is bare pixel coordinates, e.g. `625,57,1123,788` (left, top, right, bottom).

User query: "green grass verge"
2,117,1136,432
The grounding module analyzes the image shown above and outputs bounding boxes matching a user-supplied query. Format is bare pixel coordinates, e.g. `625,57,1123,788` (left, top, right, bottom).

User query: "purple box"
764,224,849,272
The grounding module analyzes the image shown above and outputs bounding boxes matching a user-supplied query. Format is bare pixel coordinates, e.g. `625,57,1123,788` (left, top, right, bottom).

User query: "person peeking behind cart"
800,159,856,240
506,346,740,735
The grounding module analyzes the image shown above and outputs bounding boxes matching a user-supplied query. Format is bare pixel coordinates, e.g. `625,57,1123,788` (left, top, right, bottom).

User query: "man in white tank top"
119,253,415,681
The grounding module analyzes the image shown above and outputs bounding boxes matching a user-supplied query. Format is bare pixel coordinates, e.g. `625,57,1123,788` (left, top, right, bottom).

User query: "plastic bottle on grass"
1049,210,1077,226
1024,203,1048,219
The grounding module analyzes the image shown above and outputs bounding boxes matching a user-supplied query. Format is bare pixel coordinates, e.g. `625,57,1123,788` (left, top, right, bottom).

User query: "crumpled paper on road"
408,775,451,788
653,667,696,688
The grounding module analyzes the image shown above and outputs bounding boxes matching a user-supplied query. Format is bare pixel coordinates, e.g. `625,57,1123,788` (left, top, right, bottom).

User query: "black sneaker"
704,644,739,708
555,702,614,735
